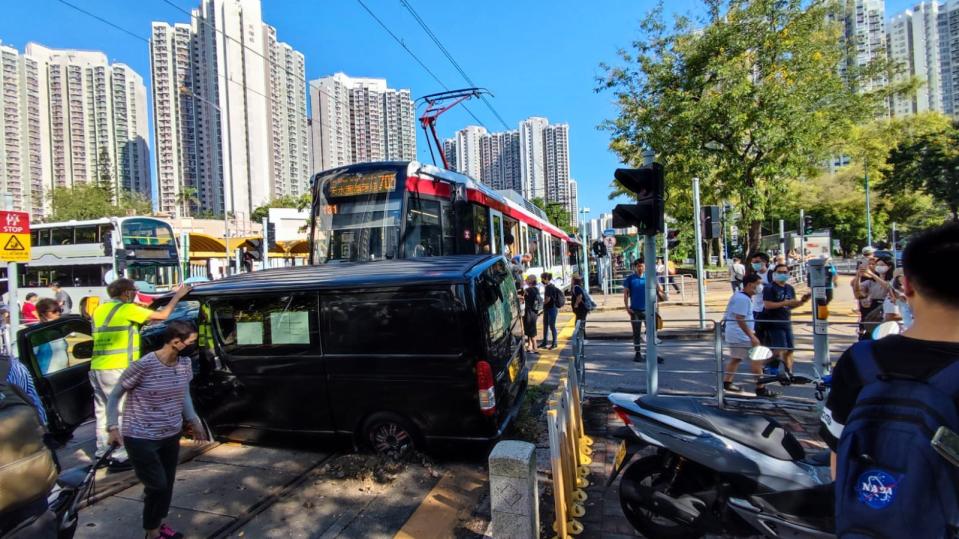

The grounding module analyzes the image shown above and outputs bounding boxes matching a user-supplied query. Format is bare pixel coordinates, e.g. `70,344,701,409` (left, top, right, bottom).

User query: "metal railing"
587,316,864,409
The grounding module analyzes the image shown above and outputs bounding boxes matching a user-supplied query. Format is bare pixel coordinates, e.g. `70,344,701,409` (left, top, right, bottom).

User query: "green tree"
96,147,114,201
530,197,573,231
599,0,899,253
883,120,959,221
48,183,151,222
251,193,312,222
176,186,199,218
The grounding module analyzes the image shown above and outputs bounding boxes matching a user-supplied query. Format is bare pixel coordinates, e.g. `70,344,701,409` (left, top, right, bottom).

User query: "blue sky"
0,0,919,218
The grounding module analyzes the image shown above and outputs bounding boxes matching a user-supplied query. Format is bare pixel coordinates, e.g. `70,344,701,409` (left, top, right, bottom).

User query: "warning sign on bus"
0,210,31,262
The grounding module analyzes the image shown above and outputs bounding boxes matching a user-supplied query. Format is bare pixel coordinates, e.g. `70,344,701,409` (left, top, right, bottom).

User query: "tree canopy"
47,183,152,222
599,0,898,253
883,119,959,221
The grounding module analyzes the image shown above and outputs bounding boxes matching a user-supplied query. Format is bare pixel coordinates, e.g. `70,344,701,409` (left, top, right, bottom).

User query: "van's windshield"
478,259,521,353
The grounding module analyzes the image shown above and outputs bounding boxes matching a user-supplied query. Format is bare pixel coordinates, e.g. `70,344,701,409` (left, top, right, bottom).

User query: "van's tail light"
476,360,497,416
613,405,633,426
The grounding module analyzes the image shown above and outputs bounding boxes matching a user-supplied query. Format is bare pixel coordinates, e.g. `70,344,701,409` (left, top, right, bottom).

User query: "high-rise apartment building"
889,2,943,115
309,73,415,172
151,0,309,219
0,42,149,218
838,0,888,92
519,116,548,200
443,116,575,225
938,0,959,115
568,179,579,227
480,130,522,192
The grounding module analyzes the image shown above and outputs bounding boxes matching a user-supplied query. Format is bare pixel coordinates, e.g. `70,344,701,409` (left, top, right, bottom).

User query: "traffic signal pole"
662,220,669,301
692,177,706,330
799,209,805,283
642,150,659,394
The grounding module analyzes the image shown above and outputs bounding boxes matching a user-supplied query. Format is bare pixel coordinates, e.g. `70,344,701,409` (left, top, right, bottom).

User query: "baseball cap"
862,246,876,256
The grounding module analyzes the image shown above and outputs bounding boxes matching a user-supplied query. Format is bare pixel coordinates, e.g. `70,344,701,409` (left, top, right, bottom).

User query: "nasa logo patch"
856,469,897,509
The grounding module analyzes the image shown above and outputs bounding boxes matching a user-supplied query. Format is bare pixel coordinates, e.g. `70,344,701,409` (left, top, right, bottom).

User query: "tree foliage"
48,183,152,222
251,193,312,222
96,147,114,201
883,119,959,221
599,0,899,253
531,198,574,232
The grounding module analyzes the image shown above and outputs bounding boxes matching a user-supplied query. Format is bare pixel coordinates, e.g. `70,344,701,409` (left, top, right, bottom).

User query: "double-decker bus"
309,161,579,288
14,216,181,303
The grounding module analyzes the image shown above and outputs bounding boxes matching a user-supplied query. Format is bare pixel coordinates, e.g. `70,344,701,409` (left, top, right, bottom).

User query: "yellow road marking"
394,465,486,539
529,316,577,386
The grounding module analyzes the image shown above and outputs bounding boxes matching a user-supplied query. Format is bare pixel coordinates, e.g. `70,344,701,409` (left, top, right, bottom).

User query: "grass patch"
509,384,551,443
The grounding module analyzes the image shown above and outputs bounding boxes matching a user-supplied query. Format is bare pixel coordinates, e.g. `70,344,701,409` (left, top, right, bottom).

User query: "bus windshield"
314,170,402,263
121,218,175,247
127,263,180,291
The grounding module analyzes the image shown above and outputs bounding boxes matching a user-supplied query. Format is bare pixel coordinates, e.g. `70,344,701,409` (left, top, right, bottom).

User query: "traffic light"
702,206,721,240
266,222,277,250
804,215,813,235
666,229,680,250
611,163,665,234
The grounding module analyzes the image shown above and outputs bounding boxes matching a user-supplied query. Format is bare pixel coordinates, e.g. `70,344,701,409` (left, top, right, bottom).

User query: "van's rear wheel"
362,413,417,458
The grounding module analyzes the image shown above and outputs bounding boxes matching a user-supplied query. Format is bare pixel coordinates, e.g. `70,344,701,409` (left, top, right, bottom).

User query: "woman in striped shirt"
106,320,207,539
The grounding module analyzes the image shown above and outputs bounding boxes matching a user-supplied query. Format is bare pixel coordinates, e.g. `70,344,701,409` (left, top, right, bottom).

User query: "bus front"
118,217,181,292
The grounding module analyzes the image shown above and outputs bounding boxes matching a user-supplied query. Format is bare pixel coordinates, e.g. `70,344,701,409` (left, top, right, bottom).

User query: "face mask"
751,262,764,271
875,264,889,274
773,273,789,283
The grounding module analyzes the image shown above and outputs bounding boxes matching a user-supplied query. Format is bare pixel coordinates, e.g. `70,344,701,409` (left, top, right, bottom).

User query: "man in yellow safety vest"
90,278,191,470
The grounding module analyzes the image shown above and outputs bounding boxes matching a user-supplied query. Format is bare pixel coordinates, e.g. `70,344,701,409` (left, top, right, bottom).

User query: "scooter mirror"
872,321,901,340
748,346,773,361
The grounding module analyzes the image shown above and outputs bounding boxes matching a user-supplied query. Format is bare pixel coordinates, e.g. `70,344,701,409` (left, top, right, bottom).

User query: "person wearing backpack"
540,273,563,349
570,275,594,340
0,355,58,537
820,222,959,537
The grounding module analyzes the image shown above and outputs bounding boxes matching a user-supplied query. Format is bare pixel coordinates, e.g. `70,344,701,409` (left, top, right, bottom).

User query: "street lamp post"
580,207,590,291
180,86,234,275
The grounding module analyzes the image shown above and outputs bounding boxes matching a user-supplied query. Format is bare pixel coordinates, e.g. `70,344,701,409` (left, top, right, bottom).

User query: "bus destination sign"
327,172,397,198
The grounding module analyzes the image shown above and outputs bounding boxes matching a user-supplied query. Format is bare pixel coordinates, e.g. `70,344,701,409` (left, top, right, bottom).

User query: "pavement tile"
75,494,234,539
117,460,302,518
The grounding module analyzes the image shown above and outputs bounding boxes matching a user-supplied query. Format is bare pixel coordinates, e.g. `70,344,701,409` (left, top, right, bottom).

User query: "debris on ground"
509,384,550,443
318,450,438,485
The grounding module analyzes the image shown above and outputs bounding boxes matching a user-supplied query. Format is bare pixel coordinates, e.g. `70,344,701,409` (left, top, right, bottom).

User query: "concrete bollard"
489,440,539,539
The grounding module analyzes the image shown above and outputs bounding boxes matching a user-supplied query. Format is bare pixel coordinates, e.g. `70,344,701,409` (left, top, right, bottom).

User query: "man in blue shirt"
2,354,47,425
623,259,663,363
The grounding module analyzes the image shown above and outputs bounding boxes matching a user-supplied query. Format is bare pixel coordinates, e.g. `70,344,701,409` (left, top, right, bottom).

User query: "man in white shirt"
730,257,746,292
722,274,764,393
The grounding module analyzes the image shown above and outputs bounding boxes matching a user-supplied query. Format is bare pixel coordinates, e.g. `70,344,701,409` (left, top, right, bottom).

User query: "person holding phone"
106,320,206,539
762,263,810,392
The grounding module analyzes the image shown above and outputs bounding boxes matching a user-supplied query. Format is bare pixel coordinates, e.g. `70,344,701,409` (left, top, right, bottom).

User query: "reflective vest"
91,300,149,370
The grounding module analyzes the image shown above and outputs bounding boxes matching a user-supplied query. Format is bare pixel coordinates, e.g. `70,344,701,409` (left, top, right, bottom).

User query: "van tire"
361,413,418,458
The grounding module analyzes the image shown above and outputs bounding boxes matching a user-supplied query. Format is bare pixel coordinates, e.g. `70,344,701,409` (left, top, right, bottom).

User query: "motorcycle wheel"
618,455,708,539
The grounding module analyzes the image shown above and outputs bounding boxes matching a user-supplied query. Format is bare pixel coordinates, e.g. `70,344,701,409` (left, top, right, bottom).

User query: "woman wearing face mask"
105,320,207,539
746,252,771,344
854,254,894,340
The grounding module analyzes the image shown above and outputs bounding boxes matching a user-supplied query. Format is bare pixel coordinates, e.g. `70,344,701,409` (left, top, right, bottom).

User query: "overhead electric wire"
399,0,511,130
354,0,486,128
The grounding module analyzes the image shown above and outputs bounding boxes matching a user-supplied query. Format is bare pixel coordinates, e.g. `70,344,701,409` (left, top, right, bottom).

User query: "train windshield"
313,169,403,263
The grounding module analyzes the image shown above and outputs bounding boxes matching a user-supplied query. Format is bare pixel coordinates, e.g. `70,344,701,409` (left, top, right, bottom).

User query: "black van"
184,254,528,454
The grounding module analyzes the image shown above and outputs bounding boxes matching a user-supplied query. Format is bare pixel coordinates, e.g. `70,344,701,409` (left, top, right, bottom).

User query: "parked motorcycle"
2,446,115,539
608,374,836,538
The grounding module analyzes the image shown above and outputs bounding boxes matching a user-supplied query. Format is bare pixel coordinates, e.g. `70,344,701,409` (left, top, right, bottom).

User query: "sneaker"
633,354,645,363
549,344,557,350
106,458,133,472
657,356,664,364
539,341,548,348
723,382,744,392
755,386,780,398
158,524,184,539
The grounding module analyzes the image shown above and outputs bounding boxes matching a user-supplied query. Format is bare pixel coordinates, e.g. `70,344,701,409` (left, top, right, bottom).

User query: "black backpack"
0,359,57,515
551,285,566,309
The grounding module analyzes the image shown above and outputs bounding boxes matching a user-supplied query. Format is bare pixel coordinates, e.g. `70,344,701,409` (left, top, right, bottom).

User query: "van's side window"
322,290,460,354
212,294,319,355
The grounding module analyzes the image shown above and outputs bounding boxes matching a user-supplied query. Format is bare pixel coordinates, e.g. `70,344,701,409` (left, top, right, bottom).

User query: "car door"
16,315,95,437
205,292,332,439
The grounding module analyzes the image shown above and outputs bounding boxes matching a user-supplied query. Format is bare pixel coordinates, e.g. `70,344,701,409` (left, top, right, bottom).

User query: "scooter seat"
637,396,805,461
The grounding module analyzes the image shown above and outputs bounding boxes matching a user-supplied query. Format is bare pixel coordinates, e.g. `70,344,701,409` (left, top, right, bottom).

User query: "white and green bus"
13,216,181,304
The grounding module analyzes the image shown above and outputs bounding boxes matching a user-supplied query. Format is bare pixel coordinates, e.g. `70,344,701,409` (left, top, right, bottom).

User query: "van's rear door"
475,259,527,423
